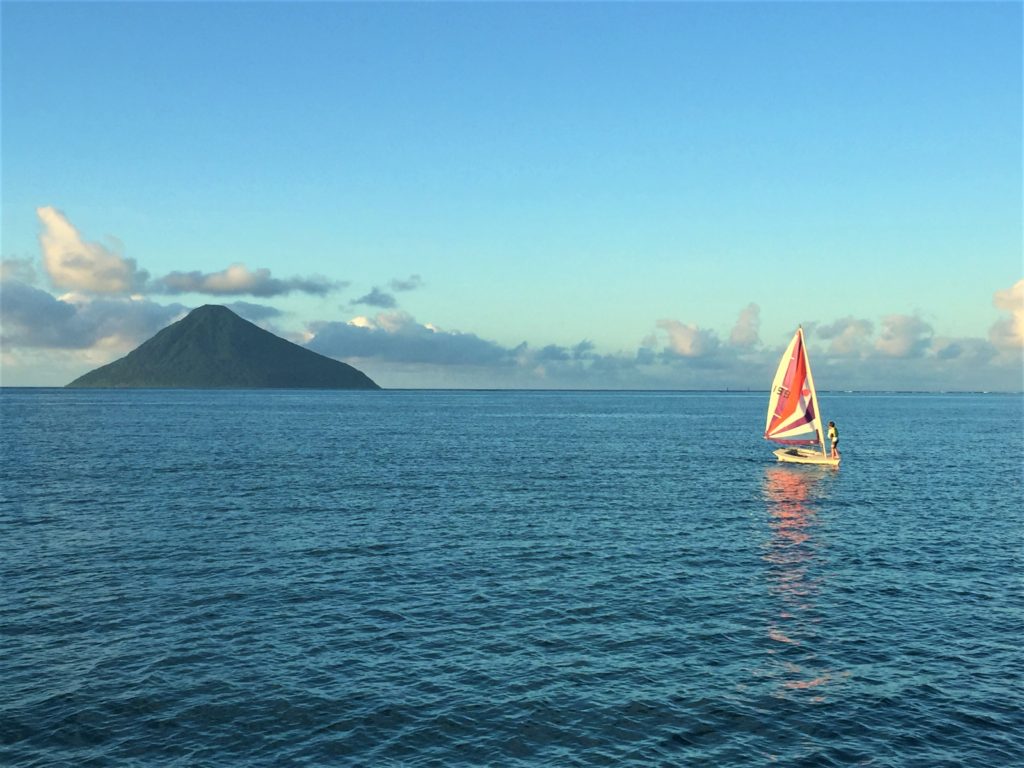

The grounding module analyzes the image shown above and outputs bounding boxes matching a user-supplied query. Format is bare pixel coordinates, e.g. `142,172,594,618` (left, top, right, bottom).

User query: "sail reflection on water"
761,466,836,701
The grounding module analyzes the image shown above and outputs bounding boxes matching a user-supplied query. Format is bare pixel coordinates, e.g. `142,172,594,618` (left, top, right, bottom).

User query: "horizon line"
0,386,1020,395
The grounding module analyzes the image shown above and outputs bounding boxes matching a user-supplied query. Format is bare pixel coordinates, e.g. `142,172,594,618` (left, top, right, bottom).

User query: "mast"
798,326,828,457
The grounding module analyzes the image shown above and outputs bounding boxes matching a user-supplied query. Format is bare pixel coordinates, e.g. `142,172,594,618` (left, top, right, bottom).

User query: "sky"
1,1,1021,390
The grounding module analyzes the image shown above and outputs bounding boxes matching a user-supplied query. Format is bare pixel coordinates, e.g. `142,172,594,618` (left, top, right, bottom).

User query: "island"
66,304,380,389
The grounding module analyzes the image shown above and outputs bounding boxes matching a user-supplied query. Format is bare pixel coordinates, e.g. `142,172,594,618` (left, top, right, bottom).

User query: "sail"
765,328,824,447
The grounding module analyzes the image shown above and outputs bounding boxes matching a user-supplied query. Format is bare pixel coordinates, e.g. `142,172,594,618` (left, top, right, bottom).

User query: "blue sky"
2,2,1021,389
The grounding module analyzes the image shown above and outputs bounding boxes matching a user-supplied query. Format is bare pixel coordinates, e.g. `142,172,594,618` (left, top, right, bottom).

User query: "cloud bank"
5,209,1022,390
308,312,514,366
4,279,1021,389
300,297,1022,391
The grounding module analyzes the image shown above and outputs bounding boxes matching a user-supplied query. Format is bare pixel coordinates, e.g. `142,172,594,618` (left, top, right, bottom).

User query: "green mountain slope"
67,305,380,389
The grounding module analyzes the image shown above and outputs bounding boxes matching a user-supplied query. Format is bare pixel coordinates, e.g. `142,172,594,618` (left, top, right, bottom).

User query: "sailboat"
765,327,840,466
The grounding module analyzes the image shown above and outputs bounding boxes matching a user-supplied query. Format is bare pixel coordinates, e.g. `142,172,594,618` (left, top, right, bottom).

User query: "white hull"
773,448,840,466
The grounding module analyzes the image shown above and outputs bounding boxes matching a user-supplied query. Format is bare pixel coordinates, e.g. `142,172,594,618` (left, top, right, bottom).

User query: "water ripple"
2,390,1021,766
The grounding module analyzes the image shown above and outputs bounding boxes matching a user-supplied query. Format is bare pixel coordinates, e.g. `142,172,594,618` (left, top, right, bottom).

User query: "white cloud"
989,279,1024,350
347,315,376,330
37,206,149,294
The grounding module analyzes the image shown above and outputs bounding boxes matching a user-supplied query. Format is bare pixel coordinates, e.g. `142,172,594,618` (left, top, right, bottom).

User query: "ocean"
2,389,1021,766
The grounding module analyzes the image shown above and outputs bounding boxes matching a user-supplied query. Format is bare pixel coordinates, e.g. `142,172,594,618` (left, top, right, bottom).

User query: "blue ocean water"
1,389,1022,767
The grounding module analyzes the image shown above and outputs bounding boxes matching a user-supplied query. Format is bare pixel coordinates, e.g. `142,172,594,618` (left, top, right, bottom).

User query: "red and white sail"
765,328,826,451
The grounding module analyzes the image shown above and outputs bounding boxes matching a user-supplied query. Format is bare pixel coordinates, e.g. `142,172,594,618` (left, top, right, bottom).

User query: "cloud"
874,314,933,358
989,279,1024,350
390,274,424,292
0,281,76,347
729,303,760,348
653,305,766,360
307,311,515,365
572,340,595,359
154,263,340,297
817,316,874,357
535,340,595,363
33,208,343,300
656,319,719,357
8,219,1024,393
349,273,425,307
931,336,996,365
0,279,185,350
37,206,150,294
0,257,37,285
351,287,398,308
536,344,571,362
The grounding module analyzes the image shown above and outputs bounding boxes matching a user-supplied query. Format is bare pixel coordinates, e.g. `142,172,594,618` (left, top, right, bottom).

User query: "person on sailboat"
828,421,839,460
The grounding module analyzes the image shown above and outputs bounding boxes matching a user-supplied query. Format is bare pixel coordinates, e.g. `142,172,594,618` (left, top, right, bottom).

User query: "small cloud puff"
351,287,398,309
390,274,424,292
349,274,427,309
37,207,150,294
